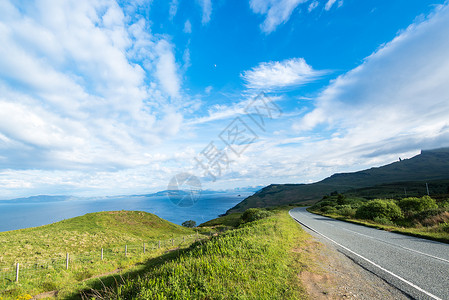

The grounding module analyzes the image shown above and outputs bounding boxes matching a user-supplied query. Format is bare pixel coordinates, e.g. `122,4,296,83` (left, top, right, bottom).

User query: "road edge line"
289,209,442,300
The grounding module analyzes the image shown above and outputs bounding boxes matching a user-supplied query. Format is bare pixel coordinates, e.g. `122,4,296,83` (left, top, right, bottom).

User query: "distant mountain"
226,147,449,213
1,195,76,203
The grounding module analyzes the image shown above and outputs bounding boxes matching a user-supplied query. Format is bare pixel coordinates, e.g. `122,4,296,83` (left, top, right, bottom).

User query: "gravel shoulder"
299,226,410,299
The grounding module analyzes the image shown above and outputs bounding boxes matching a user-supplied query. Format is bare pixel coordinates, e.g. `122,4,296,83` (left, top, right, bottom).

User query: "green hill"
227,147,449,213
0,210,193,266
0,211,197,299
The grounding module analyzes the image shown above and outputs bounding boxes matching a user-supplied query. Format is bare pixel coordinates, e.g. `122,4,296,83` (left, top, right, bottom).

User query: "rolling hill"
227,147,449,213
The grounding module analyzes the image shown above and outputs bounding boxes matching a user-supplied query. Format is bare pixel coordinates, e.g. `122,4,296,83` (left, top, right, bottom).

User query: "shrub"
320,206,337,214
438,199,449,208
355,199,403,221
338,205,356,218
373,216,394,225
398,196,438,214
240,208,272,223
182,220,197,228
441,222,449,233
337,194,346,205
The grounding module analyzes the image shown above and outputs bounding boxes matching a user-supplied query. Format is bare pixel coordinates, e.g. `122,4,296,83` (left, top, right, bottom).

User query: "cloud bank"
242,58,325,90
295,2,449,159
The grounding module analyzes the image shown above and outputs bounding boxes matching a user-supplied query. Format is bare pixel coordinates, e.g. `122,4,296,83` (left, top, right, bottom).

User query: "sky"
1,0,449,199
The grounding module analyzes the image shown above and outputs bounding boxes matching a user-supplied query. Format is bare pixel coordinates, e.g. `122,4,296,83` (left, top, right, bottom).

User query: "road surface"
290,207,449,300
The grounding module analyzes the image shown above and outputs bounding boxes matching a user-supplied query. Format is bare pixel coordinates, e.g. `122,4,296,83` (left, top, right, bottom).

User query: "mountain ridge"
226,147,449,213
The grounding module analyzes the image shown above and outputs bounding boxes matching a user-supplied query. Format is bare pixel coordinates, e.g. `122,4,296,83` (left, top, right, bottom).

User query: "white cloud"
241,58,326,90
155,40,181,98
308,1,319,12
184,19,192,33
169,0,179,19
0,0,187,195
197,0,212,24
249,0,307,33
295,3,449,159
324,0,337,11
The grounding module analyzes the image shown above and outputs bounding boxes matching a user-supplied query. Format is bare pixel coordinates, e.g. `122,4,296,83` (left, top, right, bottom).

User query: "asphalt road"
289,207,449,300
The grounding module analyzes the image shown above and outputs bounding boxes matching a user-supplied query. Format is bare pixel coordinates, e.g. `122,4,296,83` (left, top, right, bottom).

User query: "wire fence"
0,233,204,289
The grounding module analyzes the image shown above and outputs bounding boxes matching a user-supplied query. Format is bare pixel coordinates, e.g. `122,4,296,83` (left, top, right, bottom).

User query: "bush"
355,199,403,221
182,220,197,228
398,196,438,214
373,216,394,225
337,205,356,218
241,208,272,223
441,222,449,233
320,206,337,214
438,199,449,208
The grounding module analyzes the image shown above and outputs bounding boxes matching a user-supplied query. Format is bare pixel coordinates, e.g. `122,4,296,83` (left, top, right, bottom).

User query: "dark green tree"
182,220,196,228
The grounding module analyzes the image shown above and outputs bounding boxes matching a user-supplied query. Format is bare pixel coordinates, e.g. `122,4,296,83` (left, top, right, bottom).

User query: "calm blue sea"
0,193,250,232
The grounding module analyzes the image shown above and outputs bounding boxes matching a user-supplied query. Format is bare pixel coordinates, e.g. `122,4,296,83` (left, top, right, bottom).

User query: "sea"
0,192,252,232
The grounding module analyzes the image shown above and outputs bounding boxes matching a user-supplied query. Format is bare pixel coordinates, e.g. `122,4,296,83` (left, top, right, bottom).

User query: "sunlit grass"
87,209,311,300
0,211,198,298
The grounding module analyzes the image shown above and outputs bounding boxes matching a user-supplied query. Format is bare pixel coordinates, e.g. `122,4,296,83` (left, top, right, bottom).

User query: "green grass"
85,209,312,300
0,211,198,299
0,211,192,265
199,212,243,228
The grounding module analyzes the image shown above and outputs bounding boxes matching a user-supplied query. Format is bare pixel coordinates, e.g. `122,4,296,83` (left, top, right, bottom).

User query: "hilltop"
227,147,449,213
0,211,193,265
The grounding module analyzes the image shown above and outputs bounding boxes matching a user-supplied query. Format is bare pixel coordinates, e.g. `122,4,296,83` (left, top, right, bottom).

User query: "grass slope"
227,147,449,213
0,211,192,266
87,209,312,300
0,211,196,299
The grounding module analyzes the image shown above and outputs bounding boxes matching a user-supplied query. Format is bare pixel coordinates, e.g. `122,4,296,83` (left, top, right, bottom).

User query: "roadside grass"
0,211,199,299
84,209,312,300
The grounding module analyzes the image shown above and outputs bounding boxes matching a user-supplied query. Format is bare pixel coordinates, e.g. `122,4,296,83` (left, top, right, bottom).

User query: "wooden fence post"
15,263,19,282
101,248,104,260
158,240,161,249
66,253,69,270
172,238,174,246
125,245,127,256
143,243,146,254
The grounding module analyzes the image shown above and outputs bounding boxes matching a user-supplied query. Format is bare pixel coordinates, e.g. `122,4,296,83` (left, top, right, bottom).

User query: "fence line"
0,233,204,287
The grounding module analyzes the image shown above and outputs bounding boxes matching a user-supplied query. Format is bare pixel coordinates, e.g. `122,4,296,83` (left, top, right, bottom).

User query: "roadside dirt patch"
297,229,411,299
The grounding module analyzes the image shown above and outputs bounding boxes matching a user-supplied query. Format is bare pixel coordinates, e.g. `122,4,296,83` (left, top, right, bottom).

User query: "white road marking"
289,210,443,300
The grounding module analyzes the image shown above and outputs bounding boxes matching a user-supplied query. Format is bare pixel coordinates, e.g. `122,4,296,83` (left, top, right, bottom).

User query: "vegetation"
227,148,449,213
240,208,273,223
0,211,192,266
181,220,196,228
398,196,438,214
309,194,449,243
355,199,403,221
199,212,243,228
85,209,312,300
0,211,197,299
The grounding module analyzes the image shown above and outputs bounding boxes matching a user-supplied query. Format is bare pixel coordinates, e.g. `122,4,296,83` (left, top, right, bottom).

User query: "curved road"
290,207,449,300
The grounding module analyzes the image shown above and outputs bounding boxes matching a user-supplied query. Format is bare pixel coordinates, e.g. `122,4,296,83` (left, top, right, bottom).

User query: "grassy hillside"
0,211,192,266
83,209,312,300
0,211,197,299
227,148,449,213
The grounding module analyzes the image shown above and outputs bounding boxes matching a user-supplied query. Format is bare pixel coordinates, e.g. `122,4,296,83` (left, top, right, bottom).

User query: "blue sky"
1,0,449,198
